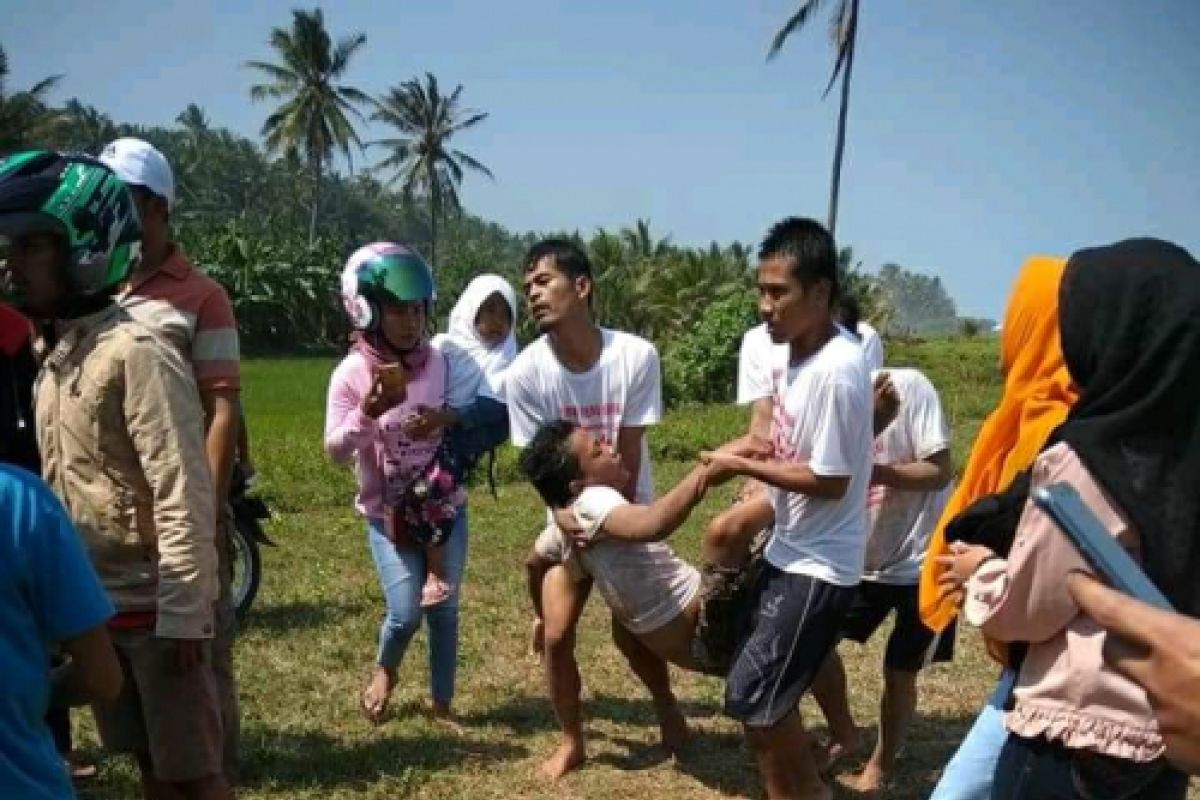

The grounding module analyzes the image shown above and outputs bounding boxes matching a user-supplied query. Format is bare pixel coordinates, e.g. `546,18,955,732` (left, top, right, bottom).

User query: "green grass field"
74,340,1196,799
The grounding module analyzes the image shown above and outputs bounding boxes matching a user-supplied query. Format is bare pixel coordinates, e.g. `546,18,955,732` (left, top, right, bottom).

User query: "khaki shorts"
93,628,224,783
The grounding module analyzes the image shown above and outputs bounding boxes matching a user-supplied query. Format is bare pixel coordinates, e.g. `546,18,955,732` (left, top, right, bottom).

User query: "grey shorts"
724,566,855,727
93,628,224,783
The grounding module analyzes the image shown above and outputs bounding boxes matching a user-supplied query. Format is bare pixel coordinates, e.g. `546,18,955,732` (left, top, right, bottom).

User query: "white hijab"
445,274,519,397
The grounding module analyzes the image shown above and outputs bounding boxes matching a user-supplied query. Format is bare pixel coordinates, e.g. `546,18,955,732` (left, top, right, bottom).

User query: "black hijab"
1054,238,1200,616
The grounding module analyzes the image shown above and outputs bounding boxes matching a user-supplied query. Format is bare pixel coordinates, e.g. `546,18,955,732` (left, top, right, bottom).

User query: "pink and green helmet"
339,242,435,330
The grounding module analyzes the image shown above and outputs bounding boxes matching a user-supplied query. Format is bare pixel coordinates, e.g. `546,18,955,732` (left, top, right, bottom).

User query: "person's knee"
543,624,577,657
704,509,742,547
383,608,420,639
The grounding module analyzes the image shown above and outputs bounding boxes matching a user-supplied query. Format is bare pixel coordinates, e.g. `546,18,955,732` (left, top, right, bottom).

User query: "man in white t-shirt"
714,296,889,570
809,367,954,796
506,239,685,780
703,217,874,800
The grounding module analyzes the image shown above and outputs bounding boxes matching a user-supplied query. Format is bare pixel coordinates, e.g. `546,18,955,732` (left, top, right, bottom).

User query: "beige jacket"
35,304,217,640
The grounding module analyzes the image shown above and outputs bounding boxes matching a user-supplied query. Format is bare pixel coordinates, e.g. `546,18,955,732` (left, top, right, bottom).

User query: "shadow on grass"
467,695,982,799
815,711,982,800
462,691,724,736
243,599,361,633
238,726,527,791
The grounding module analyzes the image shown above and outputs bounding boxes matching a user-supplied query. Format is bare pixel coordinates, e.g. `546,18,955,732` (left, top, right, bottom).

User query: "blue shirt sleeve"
17,473,114,643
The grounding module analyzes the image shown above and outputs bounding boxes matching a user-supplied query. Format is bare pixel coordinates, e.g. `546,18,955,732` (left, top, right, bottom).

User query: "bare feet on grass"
657,702,690,758
361,666,395,724
837,762,886,797
430,700,465,735
539,737,587,779
814,727,862,774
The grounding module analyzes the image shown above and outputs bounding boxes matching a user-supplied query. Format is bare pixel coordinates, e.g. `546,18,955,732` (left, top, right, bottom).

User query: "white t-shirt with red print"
506,328,662,504
863,367,953,584
765,329,874,586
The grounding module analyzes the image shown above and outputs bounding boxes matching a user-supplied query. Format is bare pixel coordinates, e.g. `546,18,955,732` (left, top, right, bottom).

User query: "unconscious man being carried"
520,419,764,675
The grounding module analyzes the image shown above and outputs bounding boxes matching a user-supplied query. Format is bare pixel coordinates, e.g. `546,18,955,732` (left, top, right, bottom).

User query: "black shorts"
840,581,955,672
724,565,855,727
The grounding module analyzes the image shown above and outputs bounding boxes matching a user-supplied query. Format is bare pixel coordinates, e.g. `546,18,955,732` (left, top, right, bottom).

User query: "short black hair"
758,217,839,305
522,238,594,307
523,238,592,281
518,419,582,508
837,293,862,336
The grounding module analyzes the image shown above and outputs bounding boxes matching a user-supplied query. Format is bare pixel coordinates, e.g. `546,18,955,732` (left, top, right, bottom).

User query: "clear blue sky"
7,0,1199,318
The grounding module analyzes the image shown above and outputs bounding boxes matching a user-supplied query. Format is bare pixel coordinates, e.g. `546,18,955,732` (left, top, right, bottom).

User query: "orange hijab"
918,256,1078,632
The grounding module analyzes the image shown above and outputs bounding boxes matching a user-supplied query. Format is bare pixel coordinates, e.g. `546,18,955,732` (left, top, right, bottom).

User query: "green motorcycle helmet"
0,150,142,305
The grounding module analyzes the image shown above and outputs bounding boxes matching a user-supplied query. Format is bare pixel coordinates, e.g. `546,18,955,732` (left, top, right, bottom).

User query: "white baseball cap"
99,137,175,210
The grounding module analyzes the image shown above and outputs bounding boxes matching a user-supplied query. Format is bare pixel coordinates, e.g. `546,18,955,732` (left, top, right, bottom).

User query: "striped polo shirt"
119,247,241,391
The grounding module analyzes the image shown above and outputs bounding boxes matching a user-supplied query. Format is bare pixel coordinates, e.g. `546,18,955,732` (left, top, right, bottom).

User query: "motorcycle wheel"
229,516,263,622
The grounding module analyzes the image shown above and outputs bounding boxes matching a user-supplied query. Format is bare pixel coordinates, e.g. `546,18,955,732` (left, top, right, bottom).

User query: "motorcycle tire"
229,516,263,622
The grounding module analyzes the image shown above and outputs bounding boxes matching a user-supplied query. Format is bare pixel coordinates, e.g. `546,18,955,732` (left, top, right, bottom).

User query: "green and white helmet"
0,150,141,297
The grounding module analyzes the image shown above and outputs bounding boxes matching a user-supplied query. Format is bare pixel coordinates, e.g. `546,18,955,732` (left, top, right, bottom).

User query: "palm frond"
451,149,494,180
452,110,489,132
331,33,368,74
767,0,827,60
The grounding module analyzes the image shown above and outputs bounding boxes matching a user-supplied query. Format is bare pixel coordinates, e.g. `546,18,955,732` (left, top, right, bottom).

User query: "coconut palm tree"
51,99,118,154
245,8,371,244
370,73,492,267
0,44,63,152
768,0,860,237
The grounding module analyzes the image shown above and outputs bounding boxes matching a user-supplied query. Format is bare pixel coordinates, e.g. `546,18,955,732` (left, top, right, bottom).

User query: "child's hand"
934,541,997,606
402,405,445,440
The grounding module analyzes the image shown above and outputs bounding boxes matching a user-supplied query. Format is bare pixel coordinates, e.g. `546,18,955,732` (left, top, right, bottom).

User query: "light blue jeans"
367,506,468,705
928,669,1015,800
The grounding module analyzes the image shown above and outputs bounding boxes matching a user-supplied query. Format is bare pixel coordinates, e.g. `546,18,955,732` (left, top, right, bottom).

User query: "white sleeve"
505,359,547,447
860,325,885,372
805,377,870,477
736,328,771,405
905,374,951,460
572,486,631,542
437,337,484,409
622,342,663,428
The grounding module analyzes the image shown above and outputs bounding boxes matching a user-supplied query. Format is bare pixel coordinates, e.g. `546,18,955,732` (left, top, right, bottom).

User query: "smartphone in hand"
1033,483,1173,612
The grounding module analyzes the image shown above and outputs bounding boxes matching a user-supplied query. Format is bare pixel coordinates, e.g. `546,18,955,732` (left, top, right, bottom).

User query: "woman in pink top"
940,238,1200,800
325,243,480,727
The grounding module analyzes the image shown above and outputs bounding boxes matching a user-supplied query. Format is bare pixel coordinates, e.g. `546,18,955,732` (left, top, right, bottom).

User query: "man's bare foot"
814,728,862,774
360,667,395,724
657,702,689,757
836,763,886,797
539,738,587,779
65,752,98,781
430,701,465,735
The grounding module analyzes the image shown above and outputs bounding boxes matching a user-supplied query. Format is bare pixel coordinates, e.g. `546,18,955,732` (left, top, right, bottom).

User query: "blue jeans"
991,732,1187,800
928,669,1015,800
367,506,468,705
